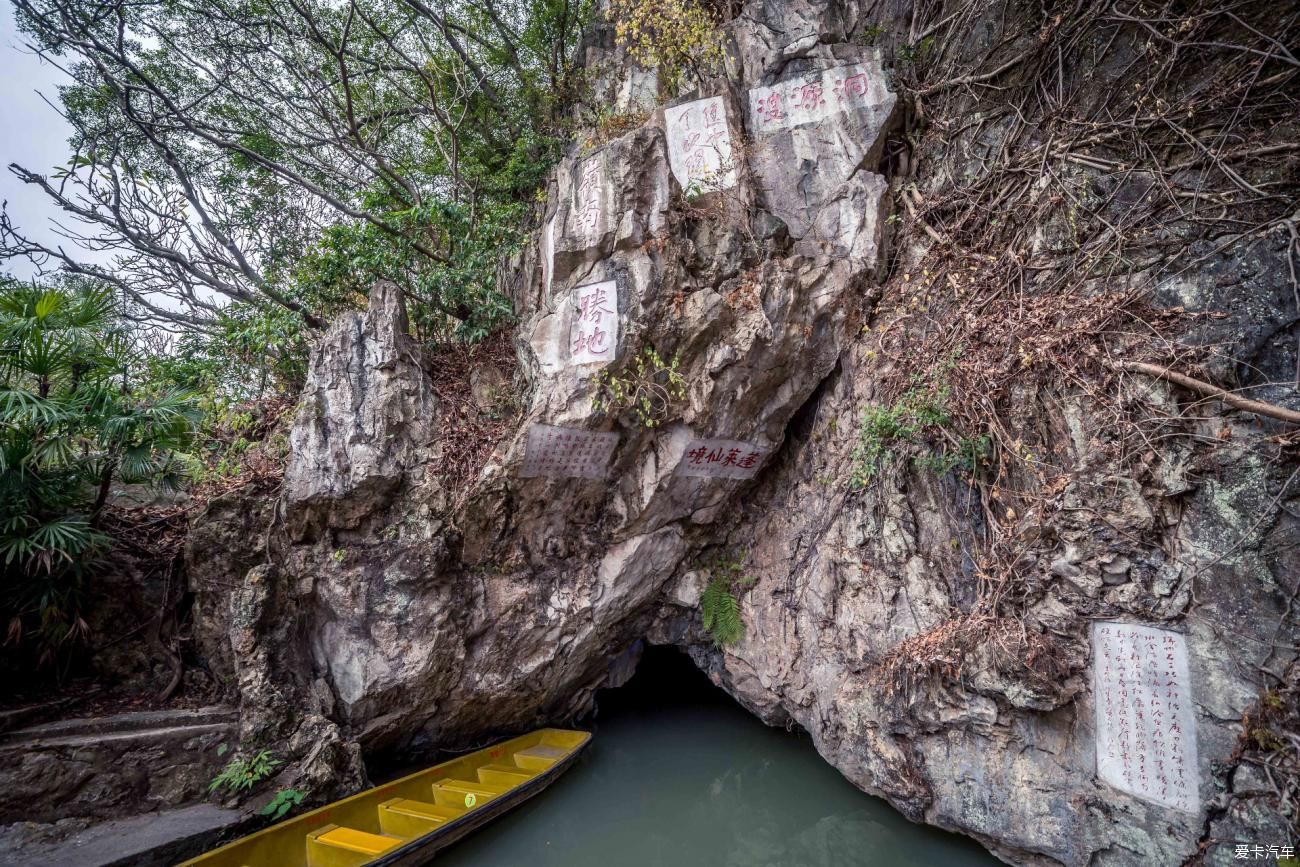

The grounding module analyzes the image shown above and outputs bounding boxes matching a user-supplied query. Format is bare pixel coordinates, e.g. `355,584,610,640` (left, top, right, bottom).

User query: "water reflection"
434,649,997,867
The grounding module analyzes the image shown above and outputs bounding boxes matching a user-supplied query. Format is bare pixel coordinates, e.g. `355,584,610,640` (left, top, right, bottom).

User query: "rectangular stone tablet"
570,280,617,365
1093,621,1199,813
519,424,619,479
664,96,737,194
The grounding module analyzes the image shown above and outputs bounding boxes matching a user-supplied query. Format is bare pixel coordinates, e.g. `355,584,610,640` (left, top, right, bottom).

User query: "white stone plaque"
674,439,765,479
747,63,892,134
1093,622,1199,813
570,280,617,365
664,96,737,194
519,425,618,479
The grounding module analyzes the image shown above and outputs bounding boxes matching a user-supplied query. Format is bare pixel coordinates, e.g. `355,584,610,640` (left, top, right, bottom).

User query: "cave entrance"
432,644,999,866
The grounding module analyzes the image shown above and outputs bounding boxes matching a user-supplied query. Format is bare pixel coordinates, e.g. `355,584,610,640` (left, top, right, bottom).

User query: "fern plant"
701,576,743,646
699,552,757,647
209,750,281,794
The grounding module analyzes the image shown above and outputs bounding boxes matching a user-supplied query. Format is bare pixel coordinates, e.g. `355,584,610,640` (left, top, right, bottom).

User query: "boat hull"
181,728,591,867
369,739,586,866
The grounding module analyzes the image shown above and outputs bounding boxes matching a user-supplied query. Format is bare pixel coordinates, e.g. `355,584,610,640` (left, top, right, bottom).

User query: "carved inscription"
748,63,888,133
519,425,618,479
1093,622,1199,812
664,96,737,193
570,279,617,365
674,439,766,479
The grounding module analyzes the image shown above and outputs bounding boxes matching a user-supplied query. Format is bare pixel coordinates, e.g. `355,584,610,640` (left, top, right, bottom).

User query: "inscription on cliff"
1093,622,1199,812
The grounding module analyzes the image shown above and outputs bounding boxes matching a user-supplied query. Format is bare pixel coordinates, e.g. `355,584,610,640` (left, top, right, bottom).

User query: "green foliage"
701,576,743,647
260,788,305,820
592,346,687,429
898,36,935,63
915,435,992,477
849,357,987,488
10,0,593,389
0,277,201,661
850,384,950,488
699,552,757,647
858,24,887,46
137,290,313,402
609,0,725,93
209,750,281,795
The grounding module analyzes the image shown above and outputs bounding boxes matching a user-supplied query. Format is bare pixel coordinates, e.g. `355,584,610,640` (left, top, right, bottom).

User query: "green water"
432,650,999,867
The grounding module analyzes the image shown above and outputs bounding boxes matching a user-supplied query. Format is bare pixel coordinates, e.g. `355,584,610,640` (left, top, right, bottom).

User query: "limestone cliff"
187,1,1300,864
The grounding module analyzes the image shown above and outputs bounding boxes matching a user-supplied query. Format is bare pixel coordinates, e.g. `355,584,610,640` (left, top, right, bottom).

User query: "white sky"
0,3,89,279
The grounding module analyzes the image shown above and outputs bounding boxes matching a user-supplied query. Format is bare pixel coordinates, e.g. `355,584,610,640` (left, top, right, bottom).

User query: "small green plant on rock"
699,552,757,647
209,750,281,794
857,24,886,46
850,383,950,488
849,355,989,488
592,346,687,429
915,434,992,477
609,0,725,92
260,787,305,820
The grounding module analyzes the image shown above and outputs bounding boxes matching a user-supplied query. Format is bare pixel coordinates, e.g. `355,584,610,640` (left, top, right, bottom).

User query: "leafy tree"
0,277,201,663
2,0,591,342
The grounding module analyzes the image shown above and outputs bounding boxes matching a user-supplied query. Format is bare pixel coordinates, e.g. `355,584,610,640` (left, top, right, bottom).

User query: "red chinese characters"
664,96,736,193
1092,622,1199,813
676,438,765,479
755,91,784,123
748,63,881,134
793,82,825,110
574,157,603,238
570,279,617,365
833,71,870,101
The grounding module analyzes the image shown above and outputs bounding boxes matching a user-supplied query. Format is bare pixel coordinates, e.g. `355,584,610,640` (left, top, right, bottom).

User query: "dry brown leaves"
871,259,1199,437
188,394,295,504
868,610,1068,700
426,329,521,502
96,505,192,564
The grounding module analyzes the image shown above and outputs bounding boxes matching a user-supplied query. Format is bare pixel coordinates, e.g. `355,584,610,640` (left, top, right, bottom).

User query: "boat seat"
477,763,535,786
512,743,567,771
306,824,403,867
430,778,509,809
378,798,465,838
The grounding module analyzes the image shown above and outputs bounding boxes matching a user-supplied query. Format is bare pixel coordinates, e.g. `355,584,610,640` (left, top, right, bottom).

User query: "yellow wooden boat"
181,728,590,867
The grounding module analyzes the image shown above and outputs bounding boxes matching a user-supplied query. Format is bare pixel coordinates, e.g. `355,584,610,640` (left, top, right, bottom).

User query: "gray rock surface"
0,707,236,824
0,803,249,867
284,279,438,541
181,2,1299,865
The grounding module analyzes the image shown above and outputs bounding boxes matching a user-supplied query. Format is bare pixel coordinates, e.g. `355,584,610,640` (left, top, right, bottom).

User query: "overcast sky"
1,3,87,280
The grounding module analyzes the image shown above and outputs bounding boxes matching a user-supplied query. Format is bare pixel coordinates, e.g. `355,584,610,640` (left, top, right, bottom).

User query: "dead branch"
1115,361,1300,425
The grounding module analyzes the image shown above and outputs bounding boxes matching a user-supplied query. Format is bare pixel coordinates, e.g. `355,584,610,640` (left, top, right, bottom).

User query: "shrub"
609,0,725,93
0,278,201,663
592,346,687,429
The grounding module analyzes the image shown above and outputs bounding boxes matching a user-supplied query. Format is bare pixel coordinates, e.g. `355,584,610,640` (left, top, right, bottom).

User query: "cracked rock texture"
187,1,1299,864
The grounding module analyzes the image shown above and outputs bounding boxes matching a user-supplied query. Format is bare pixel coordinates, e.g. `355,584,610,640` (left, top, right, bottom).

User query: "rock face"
187,2,1299,864
0,708,237,824
284,279,438,541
